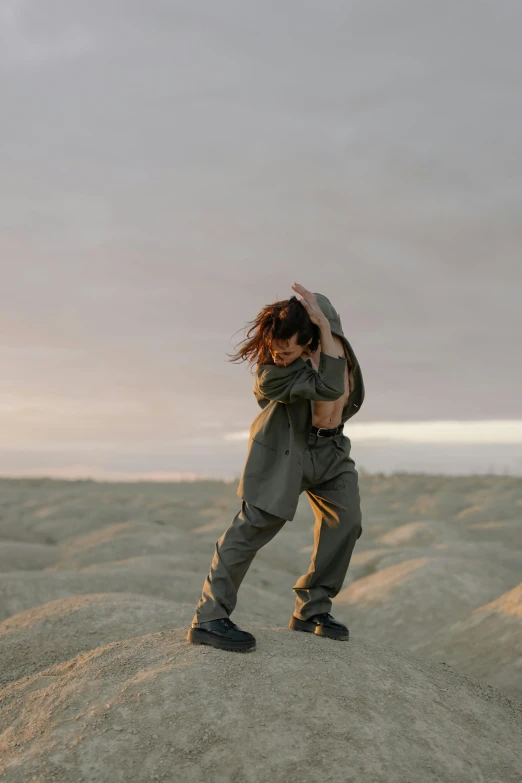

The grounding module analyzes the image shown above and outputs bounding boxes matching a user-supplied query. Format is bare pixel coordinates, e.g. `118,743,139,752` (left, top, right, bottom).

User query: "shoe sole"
186,627,256,652
288,615,349,641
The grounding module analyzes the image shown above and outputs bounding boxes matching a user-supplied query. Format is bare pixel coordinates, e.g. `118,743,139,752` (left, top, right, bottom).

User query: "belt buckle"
316,427,331,438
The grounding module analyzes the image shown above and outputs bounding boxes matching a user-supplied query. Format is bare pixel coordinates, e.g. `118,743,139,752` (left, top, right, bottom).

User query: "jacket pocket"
243,437,278,478
251,435,278,453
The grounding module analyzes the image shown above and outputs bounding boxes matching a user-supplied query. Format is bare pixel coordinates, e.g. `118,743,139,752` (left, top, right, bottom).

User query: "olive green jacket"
236,293,365,520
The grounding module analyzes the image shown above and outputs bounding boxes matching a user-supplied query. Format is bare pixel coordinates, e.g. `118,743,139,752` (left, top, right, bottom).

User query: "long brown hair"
226,295,320,373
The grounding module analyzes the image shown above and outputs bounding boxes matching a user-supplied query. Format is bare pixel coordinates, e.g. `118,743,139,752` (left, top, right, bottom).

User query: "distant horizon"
2,418,522,480
1,467,520,482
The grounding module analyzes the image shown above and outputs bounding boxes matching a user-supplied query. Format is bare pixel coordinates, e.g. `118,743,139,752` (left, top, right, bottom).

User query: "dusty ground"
0,474,521,782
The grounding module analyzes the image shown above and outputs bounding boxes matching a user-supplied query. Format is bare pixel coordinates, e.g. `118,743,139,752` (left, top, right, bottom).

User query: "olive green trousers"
191,429,362,624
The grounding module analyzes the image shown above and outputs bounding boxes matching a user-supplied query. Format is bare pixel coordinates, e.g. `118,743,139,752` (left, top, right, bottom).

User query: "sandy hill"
0,474,521,781
1,628,521,783
414,582,522,698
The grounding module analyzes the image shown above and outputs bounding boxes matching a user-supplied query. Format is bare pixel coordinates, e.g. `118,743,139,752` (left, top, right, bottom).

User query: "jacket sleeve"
255,352,347,404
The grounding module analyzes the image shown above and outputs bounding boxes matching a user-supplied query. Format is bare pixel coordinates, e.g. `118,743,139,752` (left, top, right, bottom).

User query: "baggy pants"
191,428,363,624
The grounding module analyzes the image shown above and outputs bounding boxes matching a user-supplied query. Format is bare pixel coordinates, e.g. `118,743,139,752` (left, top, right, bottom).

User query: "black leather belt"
310,423,344,438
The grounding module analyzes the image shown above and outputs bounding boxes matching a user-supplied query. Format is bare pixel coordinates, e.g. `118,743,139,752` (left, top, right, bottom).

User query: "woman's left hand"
291,283,326,327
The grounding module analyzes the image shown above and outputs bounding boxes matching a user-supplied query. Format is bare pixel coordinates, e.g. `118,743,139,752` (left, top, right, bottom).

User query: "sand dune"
0,566,290,628
414,583,522,700
0,593,179,688
335,551,518,645
374,520,444,546
1,630,521,783
0,474,521,781
46,521,191,571
0,541,57,572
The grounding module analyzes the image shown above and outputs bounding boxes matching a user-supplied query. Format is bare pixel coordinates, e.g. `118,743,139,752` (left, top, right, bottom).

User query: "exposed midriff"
309,334,354,428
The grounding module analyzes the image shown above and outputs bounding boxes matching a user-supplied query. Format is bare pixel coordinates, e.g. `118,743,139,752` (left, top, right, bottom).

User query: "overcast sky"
1,0,522,480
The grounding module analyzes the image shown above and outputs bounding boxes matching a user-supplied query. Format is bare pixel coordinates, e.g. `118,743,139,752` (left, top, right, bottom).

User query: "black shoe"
186,617,256,652
288,612,349,641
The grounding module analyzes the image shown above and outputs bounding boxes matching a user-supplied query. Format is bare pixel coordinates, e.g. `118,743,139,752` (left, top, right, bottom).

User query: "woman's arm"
255,349,347,404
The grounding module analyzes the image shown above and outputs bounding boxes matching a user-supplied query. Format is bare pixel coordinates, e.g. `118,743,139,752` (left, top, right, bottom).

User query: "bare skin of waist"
304,334,354,429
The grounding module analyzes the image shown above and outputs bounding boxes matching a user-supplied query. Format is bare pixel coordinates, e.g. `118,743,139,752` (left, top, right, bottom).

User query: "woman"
187,283,365,652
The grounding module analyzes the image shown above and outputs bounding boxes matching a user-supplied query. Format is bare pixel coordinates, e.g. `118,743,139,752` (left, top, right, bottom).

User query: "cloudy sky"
1,0,521,481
